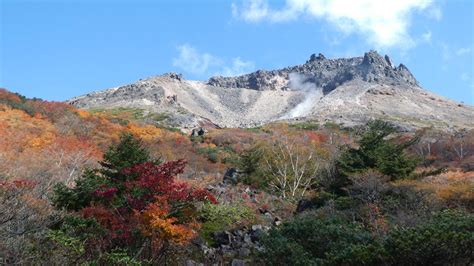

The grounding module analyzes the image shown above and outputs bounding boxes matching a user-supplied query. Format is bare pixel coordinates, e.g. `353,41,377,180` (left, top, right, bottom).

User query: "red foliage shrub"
75,159,217,254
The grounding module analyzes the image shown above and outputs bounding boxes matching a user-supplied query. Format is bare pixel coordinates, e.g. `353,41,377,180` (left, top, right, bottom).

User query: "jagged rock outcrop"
69,51,474,131
207,50,418,94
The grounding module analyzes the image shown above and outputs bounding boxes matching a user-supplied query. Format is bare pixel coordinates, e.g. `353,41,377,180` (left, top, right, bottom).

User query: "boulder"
191,127,206,137
250,227,264,242
223,168,240,184
213,231,232,246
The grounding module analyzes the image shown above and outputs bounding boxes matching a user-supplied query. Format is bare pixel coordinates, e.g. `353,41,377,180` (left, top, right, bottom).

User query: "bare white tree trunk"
262,136,324,199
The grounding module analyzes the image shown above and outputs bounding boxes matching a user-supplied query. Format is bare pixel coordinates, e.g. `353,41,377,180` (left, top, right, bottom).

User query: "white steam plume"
282,73,322,119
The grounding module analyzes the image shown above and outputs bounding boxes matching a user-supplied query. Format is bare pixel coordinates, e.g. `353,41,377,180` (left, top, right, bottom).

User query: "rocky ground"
69,51,474,131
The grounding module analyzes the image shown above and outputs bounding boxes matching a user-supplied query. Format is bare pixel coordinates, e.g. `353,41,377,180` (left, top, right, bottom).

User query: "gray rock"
243,234,252,244
250,229,264,242
231,259,246,266
238,247,251,257
223,168,240,184
251,225,262,231
308,53,326,62
273,216,282,226
191,127,206,137
213,231,232,246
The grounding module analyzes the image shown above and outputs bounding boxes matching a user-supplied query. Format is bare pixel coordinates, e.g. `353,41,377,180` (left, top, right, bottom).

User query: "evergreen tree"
100,133,155,180
50,132,216,263
237,145,271,189
52,132,158,210
337,120,418,180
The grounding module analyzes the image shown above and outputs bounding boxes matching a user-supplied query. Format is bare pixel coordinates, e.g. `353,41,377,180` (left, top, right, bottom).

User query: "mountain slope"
69,51,474,130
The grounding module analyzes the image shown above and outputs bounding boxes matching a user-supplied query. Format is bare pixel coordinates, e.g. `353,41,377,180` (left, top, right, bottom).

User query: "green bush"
48,230,85,259
384,210,474,265
260,210,474,265
198,203,255,245
47,216,105,262
147,112,170,122
52,169,107,211
95,249,142,266
89,107,145,120
260,213,384,265
197,147,220,163
208,152,219,163
289,121,319,130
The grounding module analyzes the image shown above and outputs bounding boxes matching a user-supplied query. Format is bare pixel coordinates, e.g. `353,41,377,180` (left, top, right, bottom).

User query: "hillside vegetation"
0,88,473,265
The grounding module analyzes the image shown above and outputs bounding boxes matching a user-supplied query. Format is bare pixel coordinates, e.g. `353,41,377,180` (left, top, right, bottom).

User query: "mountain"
69,51,474,130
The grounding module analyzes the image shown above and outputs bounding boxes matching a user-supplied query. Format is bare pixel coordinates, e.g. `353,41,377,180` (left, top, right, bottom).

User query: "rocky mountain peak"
207,50,419,93
69,49,473,130
307,53,326,63
155,72,184,81
362,50,387,66
384,55,394,67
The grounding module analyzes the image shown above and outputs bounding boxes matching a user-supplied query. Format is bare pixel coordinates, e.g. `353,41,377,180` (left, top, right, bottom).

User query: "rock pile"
190,224,270,265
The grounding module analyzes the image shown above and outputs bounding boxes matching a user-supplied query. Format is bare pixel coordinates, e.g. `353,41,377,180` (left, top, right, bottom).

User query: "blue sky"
1,0,473,104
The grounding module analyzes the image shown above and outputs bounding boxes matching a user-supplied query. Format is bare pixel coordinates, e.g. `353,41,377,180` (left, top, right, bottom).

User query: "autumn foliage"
51,133,216,262
1,89,473,264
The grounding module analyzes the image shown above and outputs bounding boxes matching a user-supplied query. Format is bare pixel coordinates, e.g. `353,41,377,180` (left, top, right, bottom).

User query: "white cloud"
460,73,470,81
426,5,442,20
173,44,254,77
232,0,438,49
456,47,471,56
173,44,221,75
440,43,472,62
173,44,220,75
216,57,255,77
232,0,269,22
